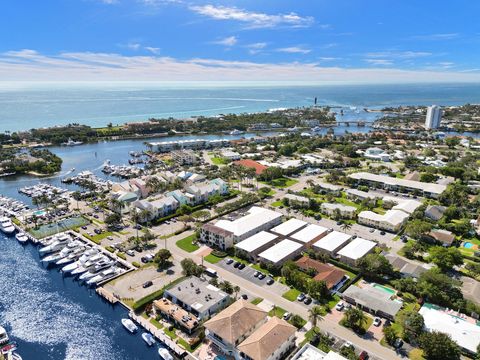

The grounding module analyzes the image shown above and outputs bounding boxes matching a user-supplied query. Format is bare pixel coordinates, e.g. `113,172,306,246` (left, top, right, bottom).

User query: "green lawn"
271,201,283,207
282,288,301,301
340,314,373,334
408,349,425,360
164,327,178,339
177,337,202,353
251,298,263,305
175,234,199,253
204,253,224,264
83,231,114,244
269,306,287,318
335,196,360,209
324,294,341,310
211,157,229,165
150,318,164,329
263,177,298,189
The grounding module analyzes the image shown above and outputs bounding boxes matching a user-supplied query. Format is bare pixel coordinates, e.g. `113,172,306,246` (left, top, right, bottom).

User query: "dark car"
241,294,248,300
238,263,246,270
233,261,241,268
81,226,88,230
142,281,153,288
380,231,386,235
359,351,369,360
303,297,312,305
394,339,404,349
266,278,274,285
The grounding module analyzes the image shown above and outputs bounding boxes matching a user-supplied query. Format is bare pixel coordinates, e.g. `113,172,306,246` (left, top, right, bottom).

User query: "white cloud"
212,36,238,47
277,46,311,54
145,47,160,54
125,42,142,51
411,33,459,40
365,59,393,66
365,51,432,59
120,42,160,54
1,49,480,83
99,0,118,4
246,42,267,54
189,5,314,29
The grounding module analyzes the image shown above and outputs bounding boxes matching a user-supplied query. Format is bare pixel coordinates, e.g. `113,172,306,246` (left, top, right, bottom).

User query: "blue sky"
1,0,480,82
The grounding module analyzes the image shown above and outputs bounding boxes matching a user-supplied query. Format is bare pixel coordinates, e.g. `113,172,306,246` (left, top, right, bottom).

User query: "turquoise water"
464,242,474,249
34,210,46,216
1,82,480,131
373,283,396,295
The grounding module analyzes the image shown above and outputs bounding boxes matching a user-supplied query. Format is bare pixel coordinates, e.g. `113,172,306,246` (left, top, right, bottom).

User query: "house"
234,159,268,175
336,238,376,266
235,231,279,261
345,189,378,202
150,195,179,217
129,178,149,198
237,317,297,360
171,149,198,165
201,207,283,249
270,218,308,237
341,285,402,321
357,210,409,232
221,150,241,161
162,277,230,321
166,189,192,206
314,181,343,196
285,194,310,207
419,303,480,355
385,254,427,279
204,300,268,360
424,229,456,247
258,239,304,267
292,344,349,360
424,205,446,221
349,172,447,198
312,231,352,256
321,203,357,219
295,256,346,290
364,147,390,162
290,224,329,247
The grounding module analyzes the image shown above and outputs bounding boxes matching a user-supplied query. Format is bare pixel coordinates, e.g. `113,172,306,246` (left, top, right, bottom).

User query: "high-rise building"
425,105,442,129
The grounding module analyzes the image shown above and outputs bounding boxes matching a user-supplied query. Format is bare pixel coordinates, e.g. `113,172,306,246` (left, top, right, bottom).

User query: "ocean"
1,82,480,131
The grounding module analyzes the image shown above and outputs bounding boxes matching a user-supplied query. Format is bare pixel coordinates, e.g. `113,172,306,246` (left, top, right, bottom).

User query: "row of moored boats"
0,325,22,360
37,233,124,286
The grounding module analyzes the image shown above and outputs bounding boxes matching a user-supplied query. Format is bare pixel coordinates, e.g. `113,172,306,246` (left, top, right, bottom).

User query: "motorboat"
83,253,105,268
79,260,113,281
229,129,244,135
158,346,173,360
142,332,155,346
0,326,8,345
39,235,70,254
121,318,138,333
15,232,29,243
43,241,82,263
56,246,86,265
86,267,120,286
0,217,15,234
62,248,99,273
62,138,83,146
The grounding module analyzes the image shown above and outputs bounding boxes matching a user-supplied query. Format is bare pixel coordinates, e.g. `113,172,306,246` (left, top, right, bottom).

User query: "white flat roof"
337,238,376,260
235,231,278,253
313,231,352,252
419,304,480,353
349,172,447,195
215,206,283,237
291,224,328,243
271,218,308,236
358,209,409,226
258,239,303,263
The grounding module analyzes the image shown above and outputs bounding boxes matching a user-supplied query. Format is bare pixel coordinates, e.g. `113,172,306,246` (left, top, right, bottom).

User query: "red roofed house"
234,159,268,175
295,256,346,290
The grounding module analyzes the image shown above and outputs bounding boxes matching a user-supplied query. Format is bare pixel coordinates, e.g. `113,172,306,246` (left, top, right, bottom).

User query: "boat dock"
96,287,119,304
129,312,192,359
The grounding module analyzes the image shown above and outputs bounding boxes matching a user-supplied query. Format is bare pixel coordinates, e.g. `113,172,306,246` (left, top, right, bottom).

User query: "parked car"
380,231,386,235
373,317,382,327
254,271,260,277
258,273,266,280
241,294,248,300
369,228,375,233
126,250,135,256
233,261,240,268
282,312,291,321
303,297,312,305
297,293,306,302
142,281,153,288
226,258,234,265
238,263,246,270
394,339,403,349
359,351,369,360
335,302,345,311
342,341,354,349
266,278,274,285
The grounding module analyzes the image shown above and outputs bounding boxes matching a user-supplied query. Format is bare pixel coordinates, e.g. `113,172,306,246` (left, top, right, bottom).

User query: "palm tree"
131,211,142,242
72,191,82,211
308,306,324,331
140,208,152,226
344,307,367,331
233,285,240,299
340,221,352,232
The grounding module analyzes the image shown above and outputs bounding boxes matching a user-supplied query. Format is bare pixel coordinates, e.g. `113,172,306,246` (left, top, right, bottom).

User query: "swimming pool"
464,242,474,249
372,283,396,295
33,210,46,216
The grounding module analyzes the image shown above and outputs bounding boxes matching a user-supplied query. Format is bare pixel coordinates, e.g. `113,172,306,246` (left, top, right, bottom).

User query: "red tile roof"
296,256,346,289
234,159,268,175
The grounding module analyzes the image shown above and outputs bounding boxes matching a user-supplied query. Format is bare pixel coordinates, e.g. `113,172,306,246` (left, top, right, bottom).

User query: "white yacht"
0,217,15,234
142,332,155,346
86,267,119,286
158,346,173,360
39,234,70,254
56,246,86,265
79,260,113,281
0,326,9,345
62,248,99,273
229,129,244,135
62,138,83,146
15,232,29,243
121,318,138,333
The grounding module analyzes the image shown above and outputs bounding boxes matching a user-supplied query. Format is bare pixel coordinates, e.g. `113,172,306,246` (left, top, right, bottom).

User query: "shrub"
211,250,227,258
105,246,115,253
132,261,141,268
117,252,127,260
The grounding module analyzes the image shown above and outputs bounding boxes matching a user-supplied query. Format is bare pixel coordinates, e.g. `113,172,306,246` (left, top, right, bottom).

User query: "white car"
296,293,306,302
282,312,291,320
126,250,135,256
373,317,382,327
335,301,345,311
